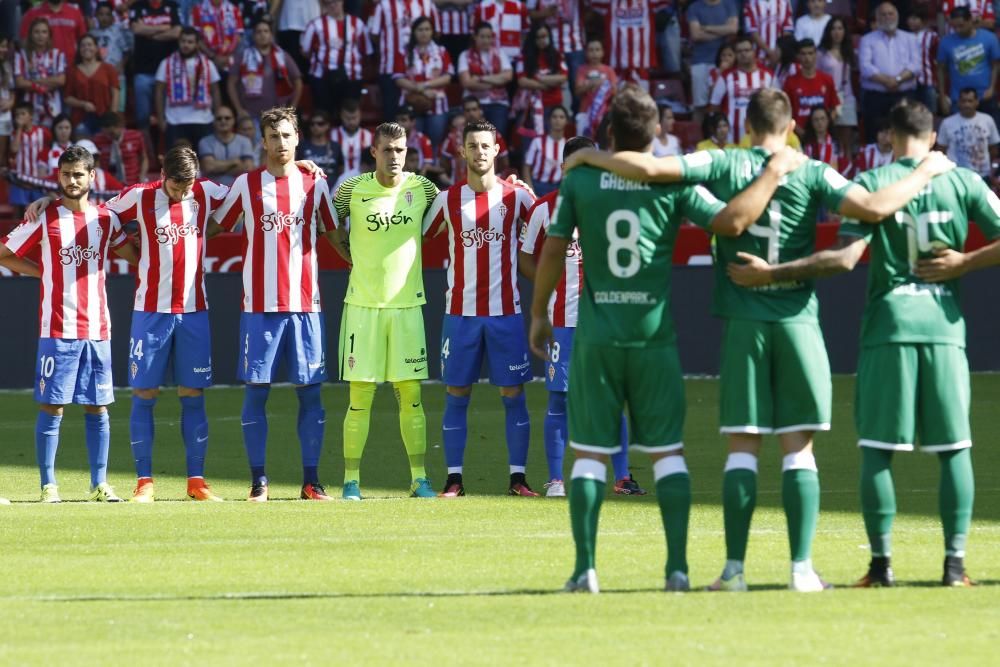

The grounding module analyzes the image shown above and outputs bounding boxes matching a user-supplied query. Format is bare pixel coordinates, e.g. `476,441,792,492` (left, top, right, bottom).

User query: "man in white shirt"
937,86,1000,182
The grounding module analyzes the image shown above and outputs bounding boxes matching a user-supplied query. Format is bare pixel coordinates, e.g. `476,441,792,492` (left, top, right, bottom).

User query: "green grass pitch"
2,375,1000,665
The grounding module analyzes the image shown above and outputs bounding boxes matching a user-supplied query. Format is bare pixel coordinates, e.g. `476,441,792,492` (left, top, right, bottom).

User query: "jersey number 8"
606,209,641,278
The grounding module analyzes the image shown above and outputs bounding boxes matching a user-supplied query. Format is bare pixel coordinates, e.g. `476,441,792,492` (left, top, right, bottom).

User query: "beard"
466,158,494,177
60,184,90,200
878,19,898,31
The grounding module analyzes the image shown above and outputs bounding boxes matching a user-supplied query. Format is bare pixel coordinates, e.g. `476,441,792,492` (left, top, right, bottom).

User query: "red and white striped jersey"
591,0,668,72
46,142,71,173
425,179,536,316
368,0,439,75
855,143,894,173
214,166,337,313
519,190,581,327
914,28,938,87
14,126,52,177
408,130,435,168
710,67,774,143
14,48,67,122
402,42,454,115
299,14,373,80
458,47,513,105
473,0,530,62
105,179,229,313
330,126,374,178
805,134,847,173
524,135,565,183
525,0,584,53
1,202,127,340
941,0,995,26
744,0,793,60
437,4,470,35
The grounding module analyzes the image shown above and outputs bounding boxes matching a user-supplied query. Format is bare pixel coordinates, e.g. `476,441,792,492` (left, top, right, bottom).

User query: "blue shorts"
238,312,327,385
35,338,115,406
441,314,531,387
128,311,213,389
545,326,574,392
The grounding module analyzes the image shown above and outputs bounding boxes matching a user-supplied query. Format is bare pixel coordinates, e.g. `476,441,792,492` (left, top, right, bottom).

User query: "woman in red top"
63,34,119,135
514,22,568,137
396,16,454,147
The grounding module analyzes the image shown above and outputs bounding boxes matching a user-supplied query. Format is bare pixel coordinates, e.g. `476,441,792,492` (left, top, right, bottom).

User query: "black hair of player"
463,119,497,142
563,136,596,161
888,98,934,137
58,145,96,171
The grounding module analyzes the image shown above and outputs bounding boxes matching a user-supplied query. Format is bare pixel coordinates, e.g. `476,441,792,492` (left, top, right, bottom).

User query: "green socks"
782,452,820,563
394,381,427,481
569,459,606,578
722,453,758,563
939,448,974,557
654,456,691,577
343,382,376,484
860,446,896,557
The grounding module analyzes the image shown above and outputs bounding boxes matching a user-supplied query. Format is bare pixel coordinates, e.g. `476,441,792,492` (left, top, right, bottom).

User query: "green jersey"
549,165,724,347
680,148,853,322
334,172,438,308
840,160,1000,347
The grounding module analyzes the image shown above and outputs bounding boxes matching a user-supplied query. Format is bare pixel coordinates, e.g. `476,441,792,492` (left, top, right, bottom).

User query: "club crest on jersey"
130,361,138,379
496,203,508,219
260,212,305,232
38,378,45,395
548,364,555,381
348,355,356,370
404,190,413,205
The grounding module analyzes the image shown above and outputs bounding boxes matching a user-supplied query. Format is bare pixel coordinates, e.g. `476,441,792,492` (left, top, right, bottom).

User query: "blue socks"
130,396,157,479
180,395,208,478
443,393,470,470
296,384,325,485
502,393,530,469
35,411,62,487
611,414,630,480
242,384,270,483
544,391,567,480
85,411,110,487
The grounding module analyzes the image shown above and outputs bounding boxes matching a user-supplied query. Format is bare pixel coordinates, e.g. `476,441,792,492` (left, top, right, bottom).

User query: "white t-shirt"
938,111,1000,177
652,133,681,157
794,14,831,47
279,0,320,31
155,56,221,126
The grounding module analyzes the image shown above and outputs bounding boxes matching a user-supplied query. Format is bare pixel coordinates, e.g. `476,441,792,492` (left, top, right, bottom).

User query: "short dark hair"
340,98,361,114
395,106,416,121
260,106,299,135
463,119,498,142
58,145,95,171
374,121,407,144
950,6,972,21
95,1,114,11
746,88,793,136
180,26,199,40
461,96,481,108
889,98,934,137
796,38,816,53
609,86,659,151
14,100,33,115
100,111,123,128
548,105,569,119
959,87,979,98
563,136,596,161
734,34,753,49
473,21,493,35
162,145,199,181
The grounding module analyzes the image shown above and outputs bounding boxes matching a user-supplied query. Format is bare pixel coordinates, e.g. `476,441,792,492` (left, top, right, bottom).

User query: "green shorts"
856,343,971,452
567,341,685,454
719,319,831,435
339,304,429,383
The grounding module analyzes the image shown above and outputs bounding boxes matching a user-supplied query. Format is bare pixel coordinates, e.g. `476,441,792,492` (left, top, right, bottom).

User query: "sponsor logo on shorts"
130,361,138,378
509,354,530,372
348,355,356,370
193,366,211,373
308,362,324,370
154,223,200,245
404,355,427,364
96,383,111,390
38,378,45,394
461,227,505,248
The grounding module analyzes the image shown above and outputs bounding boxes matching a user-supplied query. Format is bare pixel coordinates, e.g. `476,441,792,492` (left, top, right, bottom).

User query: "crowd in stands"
3,0,1000,219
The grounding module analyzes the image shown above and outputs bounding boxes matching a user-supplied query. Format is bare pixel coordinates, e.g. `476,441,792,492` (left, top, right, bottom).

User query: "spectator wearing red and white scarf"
512,22,568,139
395,16,454,147
229,19,302,122
155,27,221,149
14,18,67,126
368,0,439,125
574,39,617,140
458,22,513,137
191,0,244,74
299,0,373,118
803,106,849,175
520,105,568,197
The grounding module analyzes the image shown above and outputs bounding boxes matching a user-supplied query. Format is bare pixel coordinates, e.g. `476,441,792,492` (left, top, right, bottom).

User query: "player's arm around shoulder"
422,187,450,238
710,146,806,237
838,151,957,223
562,147,686,183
